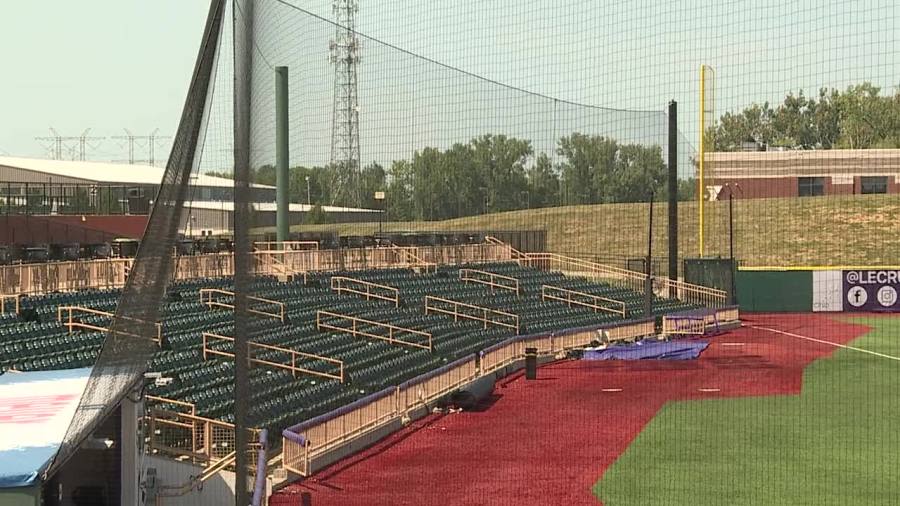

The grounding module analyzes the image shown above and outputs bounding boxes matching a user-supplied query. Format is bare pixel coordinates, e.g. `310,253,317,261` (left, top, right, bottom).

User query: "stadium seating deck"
0,261,701,441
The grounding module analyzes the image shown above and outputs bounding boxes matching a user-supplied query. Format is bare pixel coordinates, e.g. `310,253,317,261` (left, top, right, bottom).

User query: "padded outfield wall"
737,268,900,313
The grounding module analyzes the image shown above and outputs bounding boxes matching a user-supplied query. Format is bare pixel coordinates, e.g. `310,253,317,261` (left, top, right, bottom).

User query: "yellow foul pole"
698,65,706,257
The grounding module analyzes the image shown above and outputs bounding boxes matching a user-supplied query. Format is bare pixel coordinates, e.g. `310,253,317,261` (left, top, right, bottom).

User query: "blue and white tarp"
0,368,91,488
583,340,709,361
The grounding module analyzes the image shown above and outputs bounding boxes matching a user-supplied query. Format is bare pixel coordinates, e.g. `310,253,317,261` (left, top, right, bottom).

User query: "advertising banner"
843,270,900,312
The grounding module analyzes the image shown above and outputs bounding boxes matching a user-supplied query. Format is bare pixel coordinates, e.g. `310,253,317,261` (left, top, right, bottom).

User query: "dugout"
0,369,141,506
683,258,737,305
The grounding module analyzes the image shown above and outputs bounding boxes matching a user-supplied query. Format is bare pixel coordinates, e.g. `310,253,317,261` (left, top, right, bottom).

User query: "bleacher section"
0,261,706,449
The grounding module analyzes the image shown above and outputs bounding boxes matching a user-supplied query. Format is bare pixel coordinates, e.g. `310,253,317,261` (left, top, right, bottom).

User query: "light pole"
725,183,743,304
374,191,386,235
305,176,311,205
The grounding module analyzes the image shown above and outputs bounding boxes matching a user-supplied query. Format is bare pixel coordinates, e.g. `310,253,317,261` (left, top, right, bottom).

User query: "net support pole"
667,100,678,297
233,0,254,503
275,66,290,245
644,190,654,317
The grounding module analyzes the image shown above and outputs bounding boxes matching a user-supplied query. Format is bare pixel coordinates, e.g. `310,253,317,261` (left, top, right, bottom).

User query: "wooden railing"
201,332,344,382
316,310,433,351
541,285,626,317
56,305,163,346
459,268,520,295
0,294,20,314
254,240,319,252
198,288,286,322
331,276,400,307
424,295,519,333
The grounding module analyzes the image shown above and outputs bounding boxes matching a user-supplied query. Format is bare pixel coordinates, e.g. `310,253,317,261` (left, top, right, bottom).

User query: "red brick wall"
0,215,148,244
713,176,900,199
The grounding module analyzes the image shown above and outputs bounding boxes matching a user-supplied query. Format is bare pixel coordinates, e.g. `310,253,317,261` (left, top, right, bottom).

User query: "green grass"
593,316,900,505
256,194,900,266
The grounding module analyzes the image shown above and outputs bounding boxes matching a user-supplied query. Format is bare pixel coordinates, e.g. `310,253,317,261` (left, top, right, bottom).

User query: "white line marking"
720,342,746,346
601,388,623,392
697,388,720,392
750,325,900,362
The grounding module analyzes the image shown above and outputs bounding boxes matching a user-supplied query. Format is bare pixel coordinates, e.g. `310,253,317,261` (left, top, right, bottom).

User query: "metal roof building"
0,157,381,242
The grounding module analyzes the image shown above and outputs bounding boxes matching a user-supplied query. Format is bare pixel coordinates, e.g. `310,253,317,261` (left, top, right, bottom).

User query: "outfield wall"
737,268,900,313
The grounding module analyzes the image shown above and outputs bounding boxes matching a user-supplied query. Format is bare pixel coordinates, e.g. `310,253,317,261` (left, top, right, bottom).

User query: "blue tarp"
583,340,708,361
0,368,92,488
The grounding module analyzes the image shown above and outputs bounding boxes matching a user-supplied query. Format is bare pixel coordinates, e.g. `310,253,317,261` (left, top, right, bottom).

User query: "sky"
1,0,898,169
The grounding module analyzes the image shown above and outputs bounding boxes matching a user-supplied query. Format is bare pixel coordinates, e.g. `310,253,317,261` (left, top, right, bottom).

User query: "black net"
46,0,229,481
2,1,895,505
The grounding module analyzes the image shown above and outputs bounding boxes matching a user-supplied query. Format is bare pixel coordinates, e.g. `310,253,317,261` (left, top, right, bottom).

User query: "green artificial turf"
593,316,900,505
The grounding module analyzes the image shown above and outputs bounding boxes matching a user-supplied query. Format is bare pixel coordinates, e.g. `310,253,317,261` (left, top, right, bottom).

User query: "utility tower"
113,128,170,165
35,128,104,160
329,0,362,206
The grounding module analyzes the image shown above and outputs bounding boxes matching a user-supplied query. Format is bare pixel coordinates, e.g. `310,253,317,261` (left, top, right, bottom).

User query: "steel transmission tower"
329,0,362,206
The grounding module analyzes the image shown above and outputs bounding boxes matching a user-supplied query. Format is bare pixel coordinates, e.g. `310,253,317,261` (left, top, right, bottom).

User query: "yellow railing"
653,277,728,308
198,288,286,322
459,268,520,295
520,252,648,293
146,395,196,416
661,315,707,336
201,332,345,382
147,407,258,465
541,285,626,317
252,250,309,283
0,294,20,314
484,236,527,260
389,246,438,272
520,252,727,307
331,276,400,307
56,305,163,346
0,244,511,295
316,310,433,351
424,295,519,333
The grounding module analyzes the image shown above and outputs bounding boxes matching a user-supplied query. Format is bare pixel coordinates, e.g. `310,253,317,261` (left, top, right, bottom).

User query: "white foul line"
749,325,900,362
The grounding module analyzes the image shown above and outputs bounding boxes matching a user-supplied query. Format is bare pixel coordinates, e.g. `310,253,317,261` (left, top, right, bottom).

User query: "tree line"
708,82,900,150
209,133,692,222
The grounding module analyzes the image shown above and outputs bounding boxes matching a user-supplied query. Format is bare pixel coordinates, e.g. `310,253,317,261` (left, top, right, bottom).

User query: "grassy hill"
254,194,900,267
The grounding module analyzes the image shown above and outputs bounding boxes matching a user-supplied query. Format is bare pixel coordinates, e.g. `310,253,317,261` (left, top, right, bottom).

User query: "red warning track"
274,314,869,506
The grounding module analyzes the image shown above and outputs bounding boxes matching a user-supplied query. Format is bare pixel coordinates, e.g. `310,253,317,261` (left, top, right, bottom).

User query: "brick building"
706,149,900,199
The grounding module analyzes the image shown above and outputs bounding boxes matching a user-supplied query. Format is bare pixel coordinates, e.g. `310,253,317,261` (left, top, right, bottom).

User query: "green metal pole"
275,66,290,245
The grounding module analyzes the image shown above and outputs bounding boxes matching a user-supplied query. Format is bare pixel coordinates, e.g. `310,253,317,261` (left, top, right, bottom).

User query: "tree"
470,134,531,212
386,159,415,221
557,133,665,205
359,162,387,209
710,82,900,151
527,153,560,208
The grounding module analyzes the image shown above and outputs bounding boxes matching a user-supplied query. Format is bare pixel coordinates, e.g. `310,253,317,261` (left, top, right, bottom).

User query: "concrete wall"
145,456,239,506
